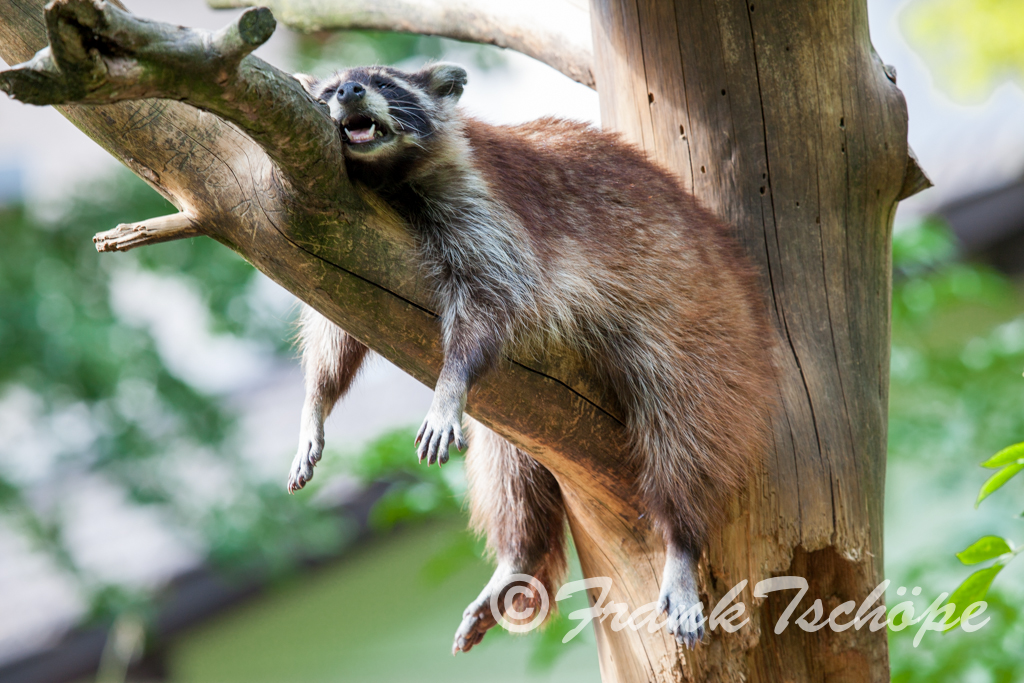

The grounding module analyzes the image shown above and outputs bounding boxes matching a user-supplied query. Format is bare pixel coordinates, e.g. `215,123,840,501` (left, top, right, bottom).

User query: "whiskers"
388,100,433,137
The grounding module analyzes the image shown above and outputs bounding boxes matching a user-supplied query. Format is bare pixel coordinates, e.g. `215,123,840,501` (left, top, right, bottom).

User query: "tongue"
348,127,375,144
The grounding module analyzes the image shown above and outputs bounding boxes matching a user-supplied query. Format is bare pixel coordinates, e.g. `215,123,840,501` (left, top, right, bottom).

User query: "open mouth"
341,114,389,146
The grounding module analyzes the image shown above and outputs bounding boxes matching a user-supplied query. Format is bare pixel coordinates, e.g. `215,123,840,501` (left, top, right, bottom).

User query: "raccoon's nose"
338,82,366,104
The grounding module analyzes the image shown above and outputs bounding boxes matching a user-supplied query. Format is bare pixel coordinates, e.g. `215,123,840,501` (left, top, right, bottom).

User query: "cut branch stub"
93,212,200,252
216,4,278,61
898,146,934,201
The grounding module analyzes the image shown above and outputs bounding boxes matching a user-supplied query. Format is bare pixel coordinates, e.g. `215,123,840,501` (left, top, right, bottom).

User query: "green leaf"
982,442,1024,468
945,564,1004,631
956,536,1014,565
976,463,1024,507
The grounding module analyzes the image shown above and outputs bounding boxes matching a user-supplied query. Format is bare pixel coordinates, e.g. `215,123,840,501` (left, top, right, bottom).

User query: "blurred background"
0,0,1022,681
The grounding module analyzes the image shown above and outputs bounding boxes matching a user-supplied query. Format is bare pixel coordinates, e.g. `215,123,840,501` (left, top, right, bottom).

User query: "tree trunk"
0,1,926,681
589,0,923,680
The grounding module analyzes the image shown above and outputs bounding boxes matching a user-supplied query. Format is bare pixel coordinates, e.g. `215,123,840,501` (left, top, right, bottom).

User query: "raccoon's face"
295,64,467,164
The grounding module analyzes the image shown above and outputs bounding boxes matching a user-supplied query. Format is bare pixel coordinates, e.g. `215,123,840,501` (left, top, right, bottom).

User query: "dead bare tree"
0,0,928,681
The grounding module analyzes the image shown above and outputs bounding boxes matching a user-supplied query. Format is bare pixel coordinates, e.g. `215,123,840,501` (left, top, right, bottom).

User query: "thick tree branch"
208,0,596,89
0,0,348,200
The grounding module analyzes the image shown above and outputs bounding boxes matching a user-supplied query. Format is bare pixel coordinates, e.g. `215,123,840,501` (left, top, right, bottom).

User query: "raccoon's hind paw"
452,597,498,655
658,589,705,649
658,549,706,649
452,563,548,655
415,408,465,466
287,432,324,493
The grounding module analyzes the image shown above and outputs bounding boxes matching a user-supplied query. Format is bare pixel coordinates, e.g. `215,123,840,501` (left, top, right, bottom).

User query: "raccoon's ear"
423,63,468,101
293,73,319,95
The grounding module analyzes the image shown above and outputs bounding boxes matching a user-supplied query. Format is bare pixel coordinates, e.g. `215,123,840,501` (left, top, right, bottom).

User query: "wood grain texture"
590,0,908,680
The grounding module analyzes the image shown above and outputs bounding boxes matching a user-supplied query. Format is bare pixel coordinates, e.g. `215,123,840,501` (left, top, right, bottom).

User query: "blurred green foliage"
0,172,349,624
0,182,228,453
293,30,446,74
902,0,1024,102
337,429,592,669
887,219,1024,681
345,427,466,530
167,517,600,683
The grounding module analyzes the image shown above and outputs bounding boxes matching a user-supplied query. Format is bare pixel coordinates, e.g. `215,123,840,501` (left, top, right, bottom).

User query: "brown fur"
463,415,567,589
290,64,776,650
466,116,773,551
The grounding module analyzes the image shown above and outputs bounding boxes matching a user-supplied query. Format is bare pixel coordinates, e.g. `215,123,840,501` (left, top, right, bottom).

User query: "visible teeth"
343,122,379,144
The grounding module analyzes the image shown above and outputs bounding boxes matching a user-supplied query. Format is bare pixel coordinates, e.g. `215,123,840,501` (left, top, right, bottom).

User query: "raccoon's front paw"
415,405,466,466
287,430,324,493
658,578,705,649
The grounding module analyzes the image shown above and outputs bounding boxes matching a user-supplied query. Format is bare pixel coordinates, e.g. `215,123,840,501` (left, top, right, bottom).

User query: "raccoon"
289,63,775,652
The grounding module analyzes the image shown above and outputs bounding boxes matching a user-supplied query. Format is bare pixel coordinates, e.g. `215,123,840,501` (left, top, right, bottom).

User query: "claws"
452,565,548,655
657,573,706,649
659,593,706,649
287,433,324,493
452,605,496,655
414,411,465,466
287,462,310,493
452,564,538,655
658,545,706,648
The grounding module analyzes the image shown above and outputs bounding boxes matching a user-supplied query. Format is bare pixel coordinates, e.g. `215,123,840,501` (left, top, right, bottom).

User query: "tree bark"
0,0,926,681
588,0,924,680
